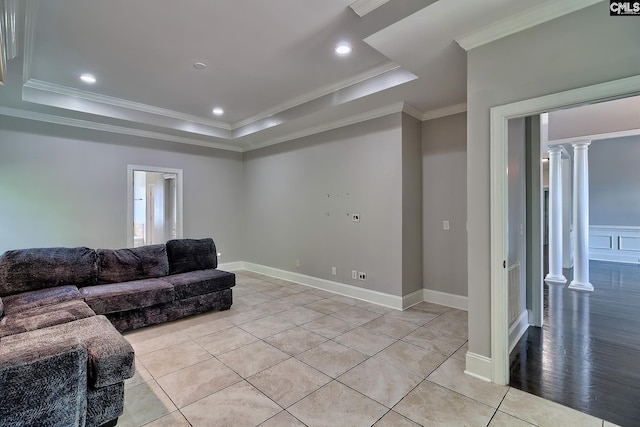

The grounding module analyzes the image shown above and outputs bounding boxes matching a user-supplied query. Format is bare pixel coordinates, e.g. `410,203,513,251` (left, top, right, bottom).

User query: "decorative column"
569,141,594,292
545,146,566,284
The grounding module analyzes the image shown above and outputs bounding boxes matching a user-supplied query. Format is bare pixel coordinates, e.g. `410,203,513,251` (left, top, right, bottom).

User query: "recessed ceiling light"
335,42,352,56
193,62,207,70
212,107,224,116
80,73,96,84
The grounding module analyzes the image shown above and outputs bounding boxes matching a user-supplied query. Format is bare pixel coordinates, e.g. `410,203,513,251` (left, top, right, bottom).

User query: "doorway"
127,165,183,247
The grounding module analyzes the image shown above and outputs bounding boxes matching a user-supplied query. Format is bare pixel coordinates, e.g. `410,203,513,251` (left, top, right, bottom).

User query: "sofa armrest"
0,337,88,427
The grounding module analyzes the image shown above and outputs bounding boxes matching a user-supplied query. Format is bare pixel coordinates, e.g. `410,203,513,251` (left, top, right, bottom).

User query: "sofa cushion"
97,245,169,284
163,269,235,300
0,247,98,297
0,299,96,338
79,278,174,314
166,238,217,274
1,315,135,388
0,296,3,319
2,285,83,316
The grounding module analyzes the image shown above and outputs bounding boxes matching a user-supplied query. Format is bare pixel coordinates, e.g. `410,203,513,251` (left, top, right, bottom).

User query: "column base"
568,280,594,292
544,274,567,285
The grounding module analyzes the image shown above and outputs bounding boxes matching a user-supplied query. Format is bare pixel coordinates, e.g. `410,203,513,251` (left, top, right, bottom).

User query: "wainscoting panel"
590,225,640,264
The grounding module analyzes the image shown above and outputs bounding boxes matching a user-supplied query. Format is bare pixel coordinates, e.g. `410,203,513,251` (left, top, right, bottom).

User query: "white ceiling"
0,0,599,151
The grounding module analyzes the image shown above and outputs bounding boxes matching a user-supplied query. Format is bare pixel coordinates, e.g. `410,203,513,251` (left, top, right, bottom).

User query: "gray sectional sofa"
0,238,235,427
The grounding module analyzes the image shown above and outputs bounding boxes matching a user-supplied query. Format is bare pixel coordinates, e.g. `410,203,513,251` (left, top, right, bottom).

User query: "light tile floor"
119,271,614,427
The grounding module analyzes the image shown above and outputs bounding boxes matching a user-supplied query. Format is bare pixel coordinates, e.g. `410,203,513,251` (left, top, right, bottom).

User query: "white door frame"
489,75,640,385
127,164,184,248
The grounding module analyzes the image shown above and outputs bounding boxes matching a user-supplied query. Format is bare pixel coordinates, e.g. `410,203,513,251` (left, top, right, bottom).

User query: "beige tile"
289,381,388,427
143,411,191,427
125,357,153,389
304,288,337,298
428,357,508,408
452,341,468,361
296,341,367,378
252,299,297,316
181,380,281,427
263,286,304,298
243,281,281,292
123,322,183,343
387,308,439,325
303,299,350,315
402,325,467,356
603,421,622,427
333,326,396,356
331,306,382,326
281,291,325,306
374,340,447,377
138,341,212,378
443,308,469,322
179,317,234,339
264,327,328,356
499,388,602,427
125,329,190,356
248,358,331,408
301,315,355,339
156,358,241,408
217,340,290,378
355,301,395,315
259,411,307,427
276,306,325,326
235,292,277,306
488,411,536,427
395,380,495,426
423,315,468,339
409,301,451,315
328,295,360,306
338,357,422,408
224,306,271,325
119,380,177,427
194,326,258,355
363,315,420,339
373,411,421,427
238,315,295,338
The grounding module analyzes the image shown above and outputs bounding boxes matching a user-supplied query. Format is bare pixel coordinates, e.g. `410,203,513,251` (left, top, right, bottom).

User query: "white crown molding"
22,0,38,83
422,102,467,121
23,79,232,130
455,0,602,51
548,127,640,145
349,0,389,17
402,103,423,121
232,61,400,130
244,102,406,151
0,106,242,152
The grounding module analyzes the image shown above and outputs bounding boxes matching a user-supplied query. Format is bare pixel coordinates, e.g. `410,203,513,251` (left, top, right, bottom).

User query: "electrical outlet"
358,272,366,281
331,266,337,276
217,252,221,259
443,220,450,230
352,270,357,280
352,213,360,222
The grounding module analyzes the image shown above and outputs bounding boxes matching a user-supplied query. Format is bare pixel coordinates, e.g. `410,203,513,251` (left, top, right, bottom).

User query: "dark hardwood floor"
509,260,640,426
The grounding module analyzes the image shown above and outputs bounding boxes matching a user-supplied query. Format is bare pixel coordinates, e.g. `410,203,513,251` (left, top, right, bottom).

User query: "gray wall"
422,112,467,297
467,2,640,357
243,114,405,296
0,116,245,260
548,95,640,141
402,114,424,296
590,136,640,226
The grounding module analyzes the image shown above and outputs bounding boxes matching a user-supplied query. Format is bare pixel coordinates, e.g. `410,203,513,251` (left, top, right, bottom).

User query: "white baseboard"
423,289,468,311
241,262,404,310
402,289,424,310
508,310,529,354
464,352,492,382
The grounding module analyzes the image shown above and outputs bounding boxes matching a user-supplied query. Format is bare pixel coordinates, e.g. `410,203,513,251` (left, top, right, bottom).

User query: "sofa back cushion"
0,296,4,319
0,247,98,297
97,245,169,284
166,238,217,274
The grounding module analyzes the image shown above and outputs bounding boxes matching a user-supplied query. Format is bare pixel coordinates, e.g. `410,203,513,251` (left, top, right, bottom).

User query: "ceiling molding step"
245,102,405,152
0,106,242,152
2,0,19,59
22,0,38,83
232,61,400,130
455,0,602,51
402,103,423,121
349,0,389,17
422,103,467,121
23,79,232,130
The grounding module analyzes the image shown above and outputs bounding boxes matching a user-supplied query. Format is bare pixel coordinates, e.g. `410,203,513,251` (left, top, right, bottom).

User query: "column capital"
571,141,591,148
547,145,563,154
